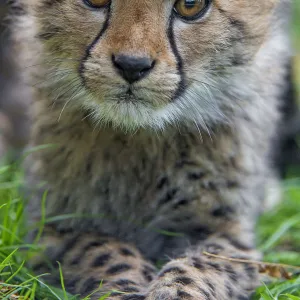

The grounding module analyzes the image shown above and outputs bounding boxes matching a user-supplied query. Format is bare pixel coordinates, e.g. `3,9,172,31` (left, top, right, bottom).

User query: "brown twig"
203,251,300,270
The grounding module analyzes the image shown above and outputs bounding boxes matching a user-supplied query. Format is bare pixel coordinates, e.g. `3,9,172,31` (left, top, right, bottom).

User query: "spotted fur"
11,0,291,299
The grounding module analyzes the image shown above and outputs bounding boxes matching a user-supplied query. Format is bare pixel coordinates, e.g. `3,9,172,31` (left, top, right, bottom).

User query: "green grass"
257,181,300,264
0,162,126,299
252,180,300,300
0,162,75,300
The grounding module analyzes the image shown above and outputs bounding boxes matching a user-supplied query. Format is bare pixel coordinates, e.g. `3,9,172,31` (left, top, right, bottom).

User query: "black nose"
112,54,155,84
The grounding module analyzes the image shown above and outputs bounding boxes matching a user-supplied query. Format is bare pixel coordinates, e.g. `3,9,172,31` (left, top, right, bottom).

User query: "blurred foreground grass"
293,0,300,99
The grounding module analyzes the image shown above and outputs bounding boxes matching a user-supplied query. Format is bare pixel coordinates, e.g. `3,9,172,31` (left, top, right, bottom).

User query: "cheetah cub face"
35,0,277,130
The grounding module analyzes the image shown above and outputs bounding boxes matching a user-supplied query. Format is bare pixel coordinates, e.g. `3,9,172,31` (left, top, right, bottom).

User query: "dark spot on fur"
62,195,70,204
202,181,218,191
175,159,197,168
86,157,92,174
120,247,135,257
207,261,222,272
180,151,188,158
159,266,186,277
70,256,81,266
122,286,140,293
227,180,239,188
106,263,132,275
92,253,111,267
226,283,234,298
199,288,211,299
211,206,235,218
173,199,189,209
244,264,257,280
174,276,194,285
192,257,206,270
115,279,137,286
231,55,248,67
83,240,107,252
158,188,178,205
191,226,213,240
121,295,146,300
157,176,169,189
225,264,238,282
205,280,216,297
80,277,99,294
65,277,80,293
142,269,153,282
177,290,192,298
142,264,156,281
55,235,79,263
104,187,109,196
109,291,123,297
56,227,72,234
187,171,205,180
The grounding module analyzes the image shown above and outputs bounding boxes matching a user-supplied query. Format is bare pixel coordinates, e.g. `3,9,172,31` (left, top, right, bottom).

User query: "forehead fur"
104,1,170,57
86,0,276,60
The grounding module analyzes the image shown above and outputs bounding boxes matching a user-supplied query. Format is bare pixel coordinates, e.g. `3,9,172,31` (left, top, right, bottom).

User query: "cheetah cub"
12,0,291,299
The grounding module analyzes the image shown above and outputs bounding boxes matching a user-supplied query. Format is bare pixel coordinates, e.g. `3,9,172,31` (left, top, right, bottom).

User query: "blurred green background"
293,0,300,96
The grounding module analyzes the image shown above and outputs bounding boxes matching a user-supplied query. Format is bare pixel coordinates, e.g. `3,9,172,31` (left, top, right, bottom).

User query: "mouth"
118,88,137,102
81,81,179,131
114,87,155,107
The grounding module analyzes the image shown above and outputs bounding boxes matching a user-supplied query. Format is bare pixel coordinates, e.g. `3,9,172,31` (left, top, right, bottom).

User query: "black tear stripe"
79,6,111,85
167,15,186,102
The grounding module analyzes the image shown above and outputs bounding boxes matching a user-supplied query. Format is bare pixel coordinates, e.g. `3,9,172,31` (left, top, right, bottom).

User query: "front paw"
144,278,209,300
110,281,208,300
116,275,210,300
141,259,216,300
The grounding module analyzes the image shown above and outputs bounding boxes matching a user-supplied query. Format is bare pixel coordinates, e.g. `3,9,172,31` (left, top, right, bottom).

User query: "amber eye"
84,0,110,9
174,0,210,20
